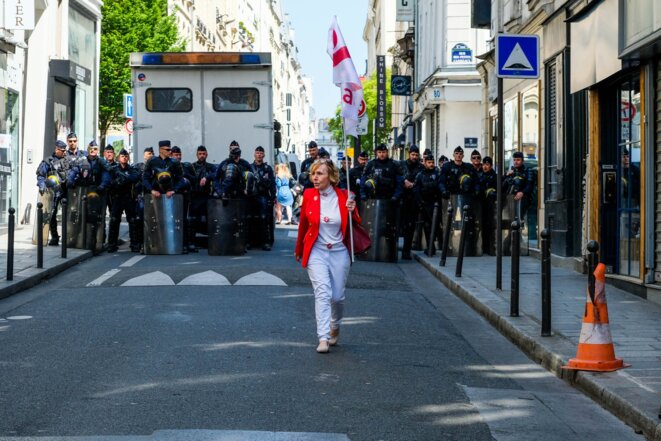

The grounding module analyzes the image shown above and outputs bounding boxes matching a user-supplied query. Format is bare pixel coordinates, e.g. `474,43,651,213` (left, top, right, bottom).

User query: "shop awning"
569,0,621,94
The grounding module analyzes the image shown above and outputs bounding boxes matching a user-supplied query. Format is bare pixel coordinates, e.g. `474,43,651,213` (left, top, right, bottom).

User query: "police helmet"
86,191,100,200
486,188,497,201
224,162,238,180
512,175,525,192
243,170,256,195
46,174,61,190
459,174,473,193
365,178,377,197
156,171,173,191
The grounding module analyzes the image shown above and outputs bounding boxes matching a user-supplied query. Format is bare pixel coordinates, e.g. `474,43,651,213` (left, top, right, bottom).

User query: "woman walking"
295,159,360,353
275,163,295,224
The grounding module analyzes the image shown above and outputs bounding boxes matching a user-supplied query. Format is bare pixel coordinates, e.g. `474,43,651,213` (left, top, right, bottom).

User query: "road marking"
288,231,298,238
87,269,121,287
178,270,231,286
0,429,351,440
234,271,287,286
6,316,32,320
120,255,146,267
121,271,175,287
231,256,252,260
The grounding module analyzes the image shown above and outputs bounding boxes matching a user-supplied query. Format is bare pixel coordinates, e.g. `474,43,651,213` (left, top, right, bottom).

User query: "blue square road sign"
496,34,540,79
124,94,134,119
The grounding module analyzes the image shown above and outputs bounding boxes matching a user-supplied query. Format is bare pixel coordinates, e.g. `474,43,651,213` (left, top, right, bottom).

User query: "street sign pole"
496,77,504,290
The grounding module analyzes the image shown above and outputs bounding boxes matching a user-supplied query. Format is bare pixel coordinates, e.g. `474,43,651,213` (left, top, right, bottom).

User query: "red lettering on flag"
343,88,353,105
333,46,351,67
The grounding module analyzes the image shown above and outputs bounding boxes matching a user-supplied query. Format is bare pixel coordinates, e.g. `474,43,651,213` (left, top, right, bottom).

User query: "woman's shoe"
316,340,330,353
329,327,340,346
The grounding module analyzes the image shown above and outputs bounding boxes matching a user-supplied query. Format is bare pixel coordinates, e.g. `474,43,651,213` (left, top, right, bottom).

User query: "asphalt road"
0,226,643,441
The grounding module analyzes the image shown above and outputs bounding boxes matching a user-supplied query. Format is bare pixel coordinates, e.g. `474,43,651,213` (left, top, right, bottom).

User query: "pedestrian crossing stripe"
178,270,231,286
121,271,175,287
111,270,287,287
234,271,287,286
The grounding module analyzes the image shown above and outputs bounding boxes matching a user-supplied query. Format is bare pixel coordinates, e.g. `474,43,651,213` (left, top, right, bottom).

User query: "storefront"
0,53,22,225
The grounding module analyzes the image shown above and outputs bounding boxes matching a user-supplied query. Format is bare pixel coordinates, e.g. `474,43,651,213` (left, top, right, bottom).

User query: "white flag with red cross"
327,16,363,137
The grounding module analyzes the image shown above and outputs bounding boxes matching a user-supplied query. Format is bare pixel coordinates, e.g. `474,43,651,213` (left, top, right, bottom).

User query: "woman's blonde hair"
276,163,292,179
309,159,340,186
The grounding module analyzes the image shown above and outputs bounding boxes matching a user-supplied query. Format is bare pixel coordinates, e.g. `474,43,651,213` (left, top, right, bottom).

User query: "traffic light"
274,119,282,150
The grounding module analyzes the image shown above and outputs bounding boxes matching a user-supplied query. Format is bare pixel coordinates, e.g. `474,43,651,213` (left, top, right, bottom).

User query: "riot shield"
207,198,246,255
357,199,399,263
444,194,482,257
66,186,86,249
501,195,529,256
144,194,184,255
84,188,106,252
31,190,55,245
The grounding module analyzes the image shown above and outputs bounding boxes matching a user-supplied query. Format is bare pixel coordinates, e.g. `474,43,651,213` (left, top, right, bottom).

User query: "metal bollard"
587,240,600,303
6,208,15,281
540,229,551,336
510,219,520,317
36,202,44,269
427,202,440,257
455,205,470,277
439,203,453,266
61,198,68,258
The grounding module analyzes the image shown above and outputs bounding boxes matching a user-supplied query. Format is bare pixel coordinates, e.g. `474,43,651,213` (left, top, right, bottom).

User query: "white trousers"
307,245,351,340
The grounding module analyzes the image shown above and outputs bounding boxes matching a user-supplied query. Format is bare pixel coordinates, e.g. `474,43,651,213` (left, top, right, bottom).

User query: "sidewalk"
415,250,661,439
0,224,93,300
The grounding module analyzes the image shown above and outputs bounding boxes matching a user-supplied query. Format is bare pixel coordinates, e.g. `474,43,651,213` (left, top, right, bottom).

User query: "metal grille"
654,59,661,281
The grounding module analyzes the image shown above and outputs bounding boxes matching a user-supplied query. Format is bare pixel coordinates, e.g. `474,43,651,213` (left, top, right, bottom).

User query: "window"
146,88,192,112
212,88,260,112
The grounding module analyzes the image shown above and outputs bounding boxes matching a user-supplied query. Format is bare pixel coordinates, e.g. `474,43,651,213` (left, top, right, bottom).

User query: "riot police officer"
186,145,214,251
480,156,498,255
250,146,276,250
67,142,111,191
348,151,368,206
360,144,403,201
36,140,68,245
400,145,424,260
143,140,186,197
439,146,480,205
504,151,535,219
213,140,252,200
133,147,154,253
338,156,352,190
65,132,84,157
470,150,483,178
414,153,442,254
171,145,197,254
298,141,319,189
103,144,116,167
107,149,140,253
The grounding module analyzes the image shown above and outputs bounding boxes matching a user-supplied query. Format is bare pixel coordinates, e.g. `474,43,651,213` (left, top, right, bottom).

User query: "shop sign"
4,0,35,30
396,0,415,22
451,43,473,64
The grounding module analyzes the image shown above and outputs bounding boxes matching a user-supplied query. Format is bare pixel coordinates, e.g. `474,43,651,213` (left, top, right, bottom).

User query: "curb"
0,250,94,300
414,252,661,440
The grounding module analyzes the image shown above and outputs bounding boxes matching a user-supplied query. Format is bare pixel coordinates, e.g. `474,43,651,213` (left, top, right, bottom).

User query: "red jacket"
295,187,362,268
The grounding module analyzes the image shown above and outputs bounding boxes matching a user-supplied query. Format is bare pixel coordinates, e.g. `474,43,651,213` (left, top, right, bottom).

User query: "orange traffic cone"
563,263,630,372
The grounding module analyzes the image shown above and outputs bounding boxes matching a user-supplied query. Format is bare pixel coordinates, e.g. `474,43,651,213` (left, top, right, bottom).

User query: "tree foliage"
328,69,392,156
99,0,185,143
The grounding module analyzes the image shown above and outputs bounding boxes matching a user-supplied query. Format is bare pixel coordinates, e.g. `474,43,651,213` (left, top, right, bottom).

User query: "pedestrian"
295,159,360,354
298,140,319,189
275,163,294,224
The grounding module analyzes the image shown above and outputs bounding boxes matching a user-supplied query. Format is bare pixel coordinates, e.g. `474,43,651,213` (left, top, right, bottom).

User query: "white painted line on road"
234,271,287,286
120,255,146,268
181,261,201,265
6,316,32,320
121,271,175,287
87,269,121,287
287,231,298,238
231,256,252,260
178,270,231,286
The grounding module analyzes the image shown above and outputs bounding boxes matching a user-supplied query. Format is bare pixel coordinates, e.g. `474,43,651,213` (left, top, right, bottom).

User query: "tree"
328,69,392,155
99,0,185,144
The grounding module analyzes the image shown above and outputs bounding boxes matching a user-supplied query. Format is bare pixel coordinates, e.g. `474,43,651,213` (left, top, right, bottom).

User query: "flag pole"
342,123,355,263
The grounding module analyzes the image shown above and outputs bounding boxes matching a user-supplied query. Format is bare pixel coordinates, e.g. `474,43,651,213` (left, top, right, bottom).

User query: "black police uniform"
504,161,535,219
360,157,404,200
250,160,276,249
214,155,252,199
299,156,316,189
187,157,215,248
480,167,498,255
107,160,140,252
133,161,147,251
439,160,480,205
348,162,366,205
414,166,442,253
142,156,186,194
36,151,67,245
401,157,424,258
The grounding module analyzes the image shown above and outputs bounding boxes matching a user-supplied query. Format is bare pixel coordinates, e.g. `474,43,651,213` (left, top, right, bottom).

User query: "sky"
281,0,368,120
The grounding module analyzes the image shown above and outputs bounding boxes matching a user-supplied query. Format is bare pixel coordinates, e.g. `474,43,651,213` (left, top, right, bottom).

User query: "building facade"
18,0,103,225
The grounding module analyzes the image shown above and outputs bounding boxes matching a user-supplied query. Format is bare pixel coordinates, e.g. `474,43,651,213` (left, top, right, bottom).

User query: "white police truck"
129,52,274,165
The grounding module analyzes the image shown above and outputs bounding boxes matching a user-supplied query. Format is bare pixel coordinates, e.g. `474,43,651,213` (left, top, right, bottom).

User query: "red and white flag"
327,16,363,137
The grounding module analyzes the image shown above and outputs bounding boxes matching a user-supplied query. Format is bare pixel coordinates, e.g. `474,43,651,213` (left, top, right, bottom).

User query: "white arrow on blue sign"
124,93,134,118
496,34,540,79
